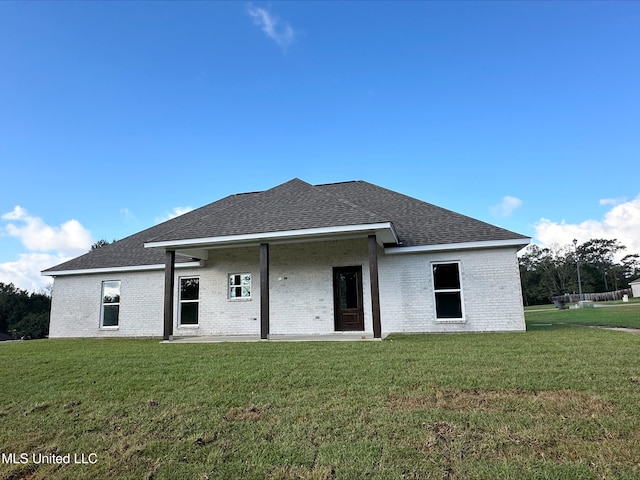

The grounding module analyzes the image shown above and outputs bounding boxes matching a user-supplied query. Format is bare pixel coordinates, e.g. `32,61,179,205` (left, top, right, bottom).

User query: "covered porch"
144,224,399,341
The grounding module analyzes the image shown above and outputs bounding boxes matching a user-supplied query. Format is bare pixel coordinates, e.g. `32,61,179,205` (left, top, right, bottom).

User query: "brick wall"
48,240,525,338
49,271,164,338
379,247,525,333
177,246,261,336
268,239,371,335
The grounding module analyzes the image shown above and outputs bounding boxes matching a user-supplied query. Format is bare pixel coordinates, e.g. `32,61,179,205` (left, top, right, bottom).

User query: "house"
630,279,640,298
42,179,530,339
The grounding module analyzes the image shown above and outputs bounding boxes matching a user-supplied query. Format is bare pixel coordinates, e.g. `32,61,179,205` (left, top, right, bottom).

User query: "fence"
553,288,632,304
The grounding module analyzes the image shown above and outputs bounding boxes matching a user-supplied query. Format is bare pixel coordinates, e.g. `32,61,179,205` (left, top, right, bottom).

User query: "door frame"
333,266,365,331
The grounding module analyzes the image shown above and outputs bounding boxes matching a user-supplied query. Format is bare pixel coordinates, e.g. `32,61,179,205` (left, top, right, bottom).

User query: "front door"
333,266,364,331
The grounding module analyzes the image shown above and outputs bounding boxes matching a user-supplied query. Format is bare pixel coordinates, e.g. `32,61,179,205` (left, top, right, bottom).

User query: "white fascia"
41,260,204,277
143,222,399,249
385,238,530,255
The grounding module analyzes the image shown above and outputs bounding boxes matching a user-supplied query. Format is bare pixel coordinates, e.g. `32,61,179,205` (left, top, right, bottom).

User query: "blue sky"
1,1,639,291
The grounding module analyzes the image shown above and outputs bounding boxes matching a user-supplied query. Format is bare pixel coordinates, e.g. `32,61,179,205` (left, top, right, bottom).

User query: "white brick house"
43,179,530,339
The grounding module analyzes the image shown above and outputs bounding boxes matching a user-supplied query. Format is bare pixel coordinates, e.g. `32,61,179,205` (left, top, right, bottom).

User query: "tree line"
519,238,640,305
0,241,112,341
0,282,51,340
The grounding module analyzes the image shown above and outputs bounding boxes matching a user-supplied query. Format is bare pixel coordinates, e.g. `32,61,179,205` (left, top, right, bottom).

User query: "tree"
576,239,626,292
0,282,51,339
91,239,114,250
519,239,638,305
519,244,577,305
621,254,640,281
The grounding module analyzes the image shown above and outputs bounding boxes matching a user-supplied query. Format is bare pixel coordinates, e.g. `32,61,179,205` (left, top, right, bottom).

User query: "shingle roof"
43,178,529,273
319,181,527,247
148,178,386,243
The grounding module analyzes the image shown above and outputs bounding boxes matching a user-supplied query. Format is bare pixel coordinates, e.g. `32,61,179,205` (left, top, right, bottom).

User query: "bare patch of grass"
389,387,614,417
224,403,272,422
23,402,51,416
268,464,336,480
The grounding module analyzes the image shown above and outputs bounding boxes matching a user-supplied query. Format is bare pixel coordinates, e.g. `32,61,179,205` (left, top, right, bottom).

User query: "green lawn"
526,301,640,330
1,329,639,479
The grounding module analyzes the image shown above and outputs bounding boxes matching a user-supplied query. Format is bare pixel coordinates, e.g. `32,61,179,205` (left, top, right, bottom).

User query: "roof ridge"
312,180,385,220
144,190,263,243
145,178,316,243
314,180,359,187
366,181,529,238
146,178,392,244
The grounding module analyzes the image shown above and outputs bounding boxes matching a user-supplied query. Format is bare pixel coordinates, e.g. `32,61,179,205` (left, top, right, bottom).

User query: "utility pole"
573,239,584,302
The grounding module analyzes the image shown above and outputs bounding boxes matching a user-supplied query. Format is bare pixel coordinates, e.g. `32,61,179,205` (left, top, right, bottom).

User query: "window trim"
178,276,200,328
100,280,121,329
431,261,466,323
228,273,252,301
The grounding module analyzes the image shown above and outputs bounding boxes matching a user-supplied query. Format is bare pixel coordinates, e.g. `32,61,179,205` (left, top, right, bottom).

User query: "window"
229,273,251,299
101,281,121,327
179,277,199,326
432,262,464,321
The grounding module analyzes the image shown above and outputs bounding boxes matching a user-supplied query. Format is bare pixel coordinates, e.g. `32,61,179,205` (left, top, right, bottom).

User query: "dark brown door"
333,266,364,331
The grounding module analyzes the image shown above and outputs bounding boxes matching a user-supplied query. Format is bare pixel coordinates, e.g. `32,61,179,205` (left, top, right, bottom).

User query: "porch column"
368,235,382,339
260,243,270,340
163,250,175,341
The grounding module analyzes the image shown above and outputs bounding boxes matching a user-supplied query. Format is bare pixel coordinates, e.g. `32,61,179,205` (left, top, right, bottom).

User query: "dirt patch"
224,403,272,422
598,326,640,334
23,402,51,416
269,465,336,480
388,388,613,417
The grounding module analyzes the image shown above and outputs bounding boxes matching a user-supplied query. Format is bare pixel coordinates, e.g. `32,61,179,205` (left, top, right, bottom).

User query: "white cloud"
491,196,523,217
1,207,94,291
534,194,640,257
2,206,93,256
0,253,66,293
120,208,136,222
155,206,193,224
599,197,627,206
247,4,295,48
2,205,28,221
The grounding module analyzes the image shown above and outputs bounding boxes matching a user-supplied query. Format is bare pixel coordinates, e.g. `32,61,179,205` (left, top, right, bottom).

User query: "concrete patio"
162,333,388,343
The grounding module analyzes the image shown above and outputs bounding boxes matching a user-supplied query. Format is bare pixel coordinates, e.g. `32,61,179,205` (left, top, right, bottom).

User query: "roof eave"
385,238,531,254
41,260,205,277
144,222,399,250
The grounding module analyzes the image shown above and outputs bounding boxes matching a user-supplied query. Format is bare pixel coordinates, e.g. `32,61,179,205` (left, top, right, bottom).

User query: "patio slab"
162,333,387,343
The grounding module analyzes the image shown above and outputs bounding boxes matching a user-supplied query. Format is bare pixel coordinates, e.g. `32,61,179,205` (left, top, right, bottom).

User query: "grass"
526,299,640,330
1,325,640,479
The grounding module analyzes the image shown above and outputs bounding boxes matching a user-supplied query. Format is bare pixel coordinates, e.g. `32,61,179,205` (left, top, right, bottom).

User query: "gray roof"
43,178,529,273
148,178,386,243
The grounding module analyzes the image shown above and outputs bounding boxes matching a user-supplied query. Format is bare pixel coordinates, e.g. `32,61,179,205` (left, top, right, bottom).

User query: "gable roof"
43,178,529,275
